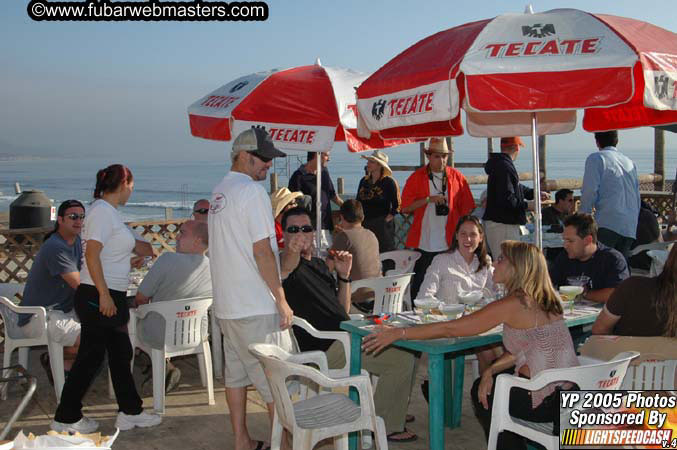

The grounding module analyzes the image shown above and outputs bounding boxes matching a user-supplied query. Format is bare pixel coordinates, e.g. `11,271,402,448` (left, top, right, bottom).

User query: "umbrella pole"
315,151,322,256
530,113,542,249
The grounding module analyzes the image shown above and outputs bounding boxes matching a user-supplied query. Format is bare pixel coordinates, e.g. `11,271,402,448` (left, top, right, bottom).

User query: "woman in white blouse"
418,215,501,374
53,164,160,434
418,215,495,303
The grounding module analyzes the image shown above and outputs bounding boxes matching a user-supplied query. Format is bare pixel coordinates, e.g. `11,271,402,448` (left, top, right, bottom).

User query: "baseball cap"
500,136,525,149
232,127,286,160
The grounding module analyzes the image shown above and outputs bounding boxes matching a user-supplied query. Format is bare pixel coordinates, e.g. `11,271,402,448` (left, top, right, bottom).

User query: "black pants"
363,216,397,253
598,227,635,259
410,249,445,300
54,284,142,423
470,368,567,450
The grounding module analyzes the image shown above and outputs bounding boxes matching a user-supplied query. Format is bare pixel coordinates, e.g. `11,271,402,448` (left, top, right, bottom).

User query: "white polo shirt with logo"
208,171,279,320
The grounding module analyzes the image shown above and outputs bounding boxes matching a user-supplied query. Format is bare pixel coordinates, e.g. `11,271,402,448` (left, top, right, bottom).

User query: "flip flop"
253,441,270,450
387,429,418,443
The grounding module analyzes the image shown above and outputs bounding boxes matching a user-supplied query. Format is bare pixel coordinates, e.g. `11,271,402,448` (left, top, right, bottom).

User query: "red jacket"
401,165,475,249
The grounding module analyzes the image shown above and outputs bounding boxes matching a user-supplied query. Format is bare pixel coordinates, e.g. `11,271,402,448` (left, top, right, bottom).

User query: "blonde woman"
364,241,579,450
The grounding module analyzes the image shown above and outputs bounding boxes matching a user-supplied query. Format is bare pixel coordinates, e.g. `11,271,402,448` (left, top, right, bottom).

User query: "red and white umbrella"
357,7,677,246
188,60,410,153
188,61,413,250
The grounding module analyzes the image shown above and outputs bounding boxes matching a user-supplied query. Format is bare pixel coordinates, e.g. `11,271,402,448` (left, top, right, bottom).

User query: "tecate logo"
372,91,435,120
522,23,556,38
229,81,249,93
484,37,601,58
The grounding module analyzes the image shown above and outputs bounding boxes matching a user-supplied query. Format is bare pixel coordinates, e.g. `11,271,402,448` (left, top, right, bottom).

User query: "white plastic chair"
488,351,639,450
379,250,420,275
622,360,676,390
133,297,215,414
249,343,388,450
0,293,46,400
350,273,413,315
380,251,420,309
291,316,352,378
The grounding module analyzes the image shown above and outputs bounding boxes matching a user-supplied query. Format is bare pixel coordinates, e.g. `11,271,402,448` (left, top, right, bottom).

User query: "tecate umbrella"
188,60,413,251
357,7,677,247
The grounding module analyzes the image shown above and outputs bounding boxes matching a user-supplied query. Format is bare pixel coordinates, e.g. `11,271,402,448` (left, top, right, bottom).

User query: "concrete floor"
1,349,488,449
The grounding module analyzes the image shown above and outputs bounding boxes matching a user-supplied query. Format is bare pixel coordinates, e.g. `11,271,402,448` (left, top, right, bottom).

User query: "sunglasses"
193,208,209,215
248,152,273,163
66,213,85,220
285,225,314,234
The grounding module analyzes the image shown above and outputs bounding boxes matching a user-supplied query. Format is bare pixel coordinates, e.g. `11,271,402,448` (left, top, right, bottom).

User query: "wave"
133,188,212,196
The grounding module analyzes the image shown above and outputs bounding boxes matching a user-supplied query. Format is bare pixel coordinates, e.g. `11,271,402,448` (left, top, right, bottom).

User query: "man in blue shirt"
580,131,640,258
20,200,84,379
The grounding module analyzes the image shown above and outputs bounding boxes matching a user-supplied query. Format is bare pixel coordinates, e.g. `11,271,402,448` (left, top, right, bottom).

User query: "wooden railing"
0,219,186,283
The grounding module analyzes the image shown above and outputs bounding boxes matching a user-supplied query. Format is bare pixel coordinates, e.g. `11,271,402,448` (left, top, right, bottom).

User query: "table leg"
449,354,465,428
348,333,363,450
428,354,445,450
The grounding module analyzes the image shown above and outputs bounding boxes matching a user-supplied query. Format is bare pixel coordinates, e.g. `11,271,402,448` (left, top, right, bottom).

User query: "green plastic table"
340,305,601,450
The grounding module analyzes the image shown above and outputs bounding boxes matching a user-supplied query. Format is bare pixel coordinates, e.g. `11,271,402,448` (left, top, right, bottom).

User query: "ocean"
2,141,676,222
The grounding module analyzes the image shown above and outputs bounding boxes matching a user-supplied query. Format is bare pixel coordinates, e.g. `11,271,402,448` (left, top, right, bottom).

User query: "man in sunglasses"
19,199,85,382
279,206,418,443
191,199,210,223
208,127,295,450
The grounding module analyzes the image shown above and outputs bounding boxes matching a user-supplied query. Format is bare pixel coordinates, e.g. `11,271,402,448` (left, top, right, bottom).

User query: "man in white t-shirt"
208,127,294,450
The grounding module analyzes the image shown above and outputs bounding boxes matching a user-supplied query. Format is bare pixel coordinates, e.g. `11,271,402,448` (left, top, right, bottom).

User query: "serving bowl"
439,303,465,319
458,290,484,305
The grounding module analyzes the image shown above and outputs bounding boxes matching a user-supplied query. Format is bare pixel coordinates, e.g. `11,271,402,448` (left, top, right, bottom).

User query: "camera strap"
429,170,447,196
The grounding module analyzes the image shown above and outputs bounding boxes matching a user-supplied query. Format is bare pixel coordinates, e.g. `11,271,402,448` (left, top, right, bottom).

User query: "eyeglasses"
285,225,314,234
66,213,85,220
248,152,273,163
193,208,209,215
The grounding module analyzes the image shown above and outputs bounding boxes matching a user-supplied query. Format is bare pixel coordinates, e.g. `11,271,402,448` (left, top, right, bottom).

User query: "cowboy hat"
360,150,393,177
425,137,453,154
271,187,304,218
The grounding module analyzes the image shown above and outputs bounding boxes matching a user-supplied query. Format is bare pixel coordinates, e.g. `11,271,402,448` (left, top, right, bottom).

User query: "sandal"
387,429,418,442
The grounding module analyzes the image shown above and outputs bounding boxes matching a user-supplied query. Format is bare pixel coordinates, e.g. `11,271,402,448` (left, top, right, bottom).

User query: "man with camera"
483,137,549,258
401,137,475,299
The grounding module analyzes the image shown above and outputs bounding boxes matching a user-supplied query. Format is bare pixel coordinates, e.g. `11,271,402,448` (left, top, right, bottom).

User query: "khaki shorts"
23,309,80,347
218,314,293,403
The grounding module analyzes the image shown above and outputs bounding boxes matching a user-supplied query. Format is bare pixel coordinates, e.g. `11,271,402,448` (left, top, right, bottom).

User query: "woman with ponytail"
53,164,161,434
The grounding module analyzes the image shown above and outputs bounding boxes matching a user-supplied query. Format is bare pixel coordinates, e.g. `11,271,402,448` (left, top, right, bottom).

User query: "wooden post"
270,173,278,193
654,128,665,192
538,135,547,184
164,208,173,220
337,177,345,196
446,137,454,167
487,138,493,155
419,142,426,167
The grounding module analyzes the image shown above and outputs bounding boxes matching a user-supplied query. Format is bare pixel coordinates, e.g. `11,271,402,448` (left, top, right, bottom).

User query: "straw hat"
425,137,453,154
271,188,304,218
360,150,393,177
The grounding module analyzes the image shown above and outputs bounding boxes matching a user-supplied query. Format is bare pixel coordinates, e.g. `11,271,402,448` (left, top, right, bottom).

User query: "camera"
435,202,449,216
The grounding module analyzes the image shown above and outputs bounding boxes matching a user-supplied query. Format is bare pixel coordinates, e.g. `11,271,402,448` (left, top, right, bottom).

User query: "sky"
1,0,676,161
